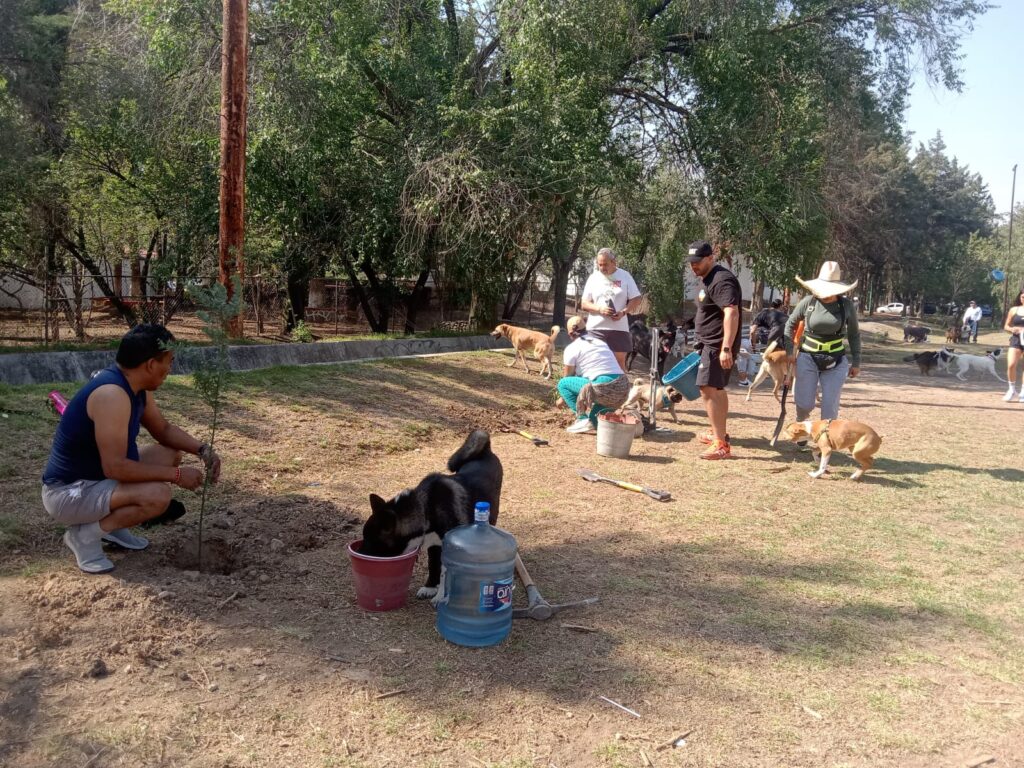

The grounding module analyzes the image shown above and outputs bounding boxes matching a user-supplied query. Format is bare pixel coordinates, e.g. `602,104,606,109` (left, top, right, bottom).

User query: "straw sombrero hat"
796,262,857,300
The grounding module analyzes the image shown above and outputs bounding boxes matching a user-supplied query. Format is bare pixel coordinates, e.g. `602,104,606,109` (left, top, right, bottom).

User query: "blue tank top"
42,365,147,484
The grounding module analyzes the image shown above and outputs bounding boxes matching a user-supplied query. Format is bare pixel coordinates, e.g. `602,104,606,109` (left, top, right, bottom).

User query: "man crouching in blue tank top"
40,324,222,574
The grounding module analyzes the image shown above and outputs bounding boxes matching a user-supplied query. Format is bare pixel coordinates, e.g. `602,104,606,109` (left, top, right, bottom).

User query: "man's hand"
176,466,205,491
198,443,222,483
600,306,615,317
719,348,734,370
849,366,860,378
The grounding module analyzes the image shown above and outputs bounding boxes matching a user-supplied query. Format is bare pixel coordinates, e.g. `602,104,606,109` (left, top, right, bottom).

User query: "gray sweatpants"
793,353,849,421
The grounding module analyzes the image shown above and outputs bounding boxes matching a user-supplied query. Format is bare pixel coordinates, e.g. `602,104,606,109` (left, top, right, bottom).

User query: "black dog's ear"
368,494,396,526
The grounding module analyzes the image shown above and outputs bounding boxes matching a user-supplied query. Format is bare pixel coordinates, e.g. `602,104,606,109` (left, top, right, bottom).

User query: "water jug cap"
474,502,490,523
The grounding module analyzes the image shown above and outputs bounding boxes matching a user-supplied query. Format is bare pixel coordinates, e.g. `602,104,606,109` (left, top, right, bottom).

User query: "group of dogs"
902,322,978,345
904,347,1005,381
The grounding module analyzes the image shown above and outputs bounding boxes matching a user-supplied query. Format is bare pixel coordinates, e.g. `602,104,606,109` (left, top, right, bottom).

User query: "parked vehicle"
874,302,905,315
922,302,937,315
980,304,992,318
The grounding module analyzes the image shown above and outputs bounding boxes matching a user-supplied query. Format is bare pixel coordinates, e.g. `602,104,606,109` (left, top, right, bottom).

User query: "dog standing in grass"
490,324,560,379
784,419,882,480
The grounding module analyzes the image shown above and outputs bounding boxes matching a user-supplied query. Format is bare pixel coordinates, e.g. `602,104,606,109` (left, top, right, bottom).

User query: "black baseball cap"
687,241,713,262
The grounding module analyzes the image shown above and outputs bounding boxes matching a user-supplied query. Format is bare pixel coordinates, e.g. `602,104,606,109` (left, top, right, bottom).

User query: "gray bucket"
596,413,638,458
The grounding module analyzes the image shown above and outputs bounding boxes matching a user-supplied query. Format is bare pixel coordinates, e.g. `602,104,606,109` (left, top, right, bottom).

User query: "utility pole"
1003,164,1017,319
218,0,248,336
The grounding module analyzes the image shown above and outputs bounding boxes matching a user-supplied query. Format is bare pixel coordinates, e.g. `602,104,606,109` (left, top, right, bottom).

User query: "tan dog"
784,419,882,481
619,377,683,422
490,324,560,379
745,342,794,402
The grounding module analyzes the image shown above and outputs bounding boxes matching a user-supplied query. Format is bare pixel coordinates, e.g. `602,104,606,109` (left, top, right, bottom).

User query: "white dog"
943,347,1004,382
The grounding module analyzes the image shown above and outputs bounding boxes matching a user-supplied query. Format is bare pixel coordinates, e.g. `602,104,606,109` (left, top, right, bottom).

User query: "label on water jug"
479,578,513,612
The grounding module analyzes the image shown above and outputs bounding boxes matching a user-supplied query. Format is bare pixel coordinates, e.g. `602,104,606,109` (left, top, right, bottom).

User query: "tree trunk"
750,279,764,312
403,267,431,334
285,272,309,333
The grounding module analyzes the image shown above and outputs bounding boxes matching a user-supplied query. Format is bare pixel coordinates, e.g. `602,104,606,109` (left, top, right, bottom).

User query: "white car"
874,302,905,315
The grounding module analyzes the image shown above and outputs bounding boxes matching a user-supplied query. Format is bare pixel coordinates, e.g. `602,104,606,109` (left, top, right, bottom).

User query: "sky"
903,2,1022,215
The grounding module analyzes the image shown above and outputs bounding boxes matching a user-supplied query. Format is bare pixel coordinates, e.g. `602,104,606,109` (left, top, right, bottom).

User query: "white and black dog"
362,430,503,602
943,347,1005,382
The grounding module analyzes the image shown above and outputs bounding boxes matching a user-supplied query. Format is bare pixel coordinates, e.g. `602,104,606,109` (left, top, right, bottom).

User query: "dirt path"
1,349,1022,767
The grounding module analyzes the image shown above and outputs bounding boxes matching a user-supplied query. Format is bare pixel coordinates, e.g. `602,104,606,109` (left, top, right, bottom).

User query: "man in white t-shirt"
962,300,983,343
557,316,626,434
579,248,643,371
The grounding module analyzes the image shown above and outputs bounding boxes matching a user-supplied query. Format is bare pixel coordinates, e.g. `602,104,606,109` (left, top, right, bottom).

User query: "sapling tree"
187,276,243,569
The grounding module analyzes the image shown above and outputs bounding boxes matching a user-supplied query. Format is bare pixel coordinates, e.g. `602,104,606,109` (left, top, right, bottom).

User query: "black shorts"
695,344,733,389
588,329,632,354
1011,333,1023,351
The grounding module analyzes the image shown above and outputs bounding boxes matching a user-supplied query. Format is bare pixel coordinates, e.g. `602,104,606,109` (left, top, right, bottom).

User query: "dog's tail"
549,325,561,342
447,429,492,471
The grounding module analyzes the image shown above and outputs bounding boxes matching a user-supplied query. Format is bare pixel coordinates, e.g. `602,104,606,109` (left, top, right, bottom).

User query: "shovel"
515,430,549,446
578,468,672,502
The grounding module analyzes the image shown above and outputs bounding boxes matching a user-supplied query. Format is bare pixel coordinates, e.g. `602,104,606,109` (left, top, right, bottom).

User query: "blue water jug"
436,502,517,647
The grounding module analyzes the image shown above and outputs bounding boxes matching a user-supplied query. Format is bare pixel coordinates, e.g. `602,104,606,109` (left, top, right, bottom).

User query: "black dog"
903,325,929,343
362,430,502,602
626,317,677,376
903,350,950,376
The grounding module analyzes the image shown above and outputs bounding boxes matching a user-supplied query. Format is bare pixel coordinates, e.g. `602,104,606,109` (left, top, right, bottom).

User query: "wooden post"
218,0,248,336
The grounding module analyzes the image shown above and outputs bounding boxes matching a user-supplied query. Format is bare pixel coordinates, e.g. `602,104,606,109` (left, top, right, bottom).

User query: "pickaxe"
511,554,599,620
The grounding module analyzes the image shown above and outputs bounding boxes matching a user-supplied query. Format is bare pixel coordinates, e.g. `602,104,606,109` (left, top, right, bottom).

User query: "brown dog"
946,325,962,344
490,324,560,379
619,377,683,422
745,341,794,402
783,419,882,481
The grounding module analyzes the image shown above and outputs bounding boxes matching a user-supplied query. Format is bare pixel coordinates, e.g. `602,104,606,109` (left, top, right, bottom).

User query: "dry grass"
0,334,1022,767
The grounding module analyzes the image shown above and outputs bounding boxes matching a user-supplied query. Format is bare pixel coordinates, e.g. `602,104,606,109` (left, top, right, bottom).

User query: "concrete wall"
0,334,529,386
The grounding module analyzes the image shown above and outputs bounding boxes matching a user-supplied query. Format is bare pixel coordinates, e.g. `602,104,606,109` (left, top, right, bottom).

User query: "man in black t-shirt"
688,240,741,460
750,299,787,349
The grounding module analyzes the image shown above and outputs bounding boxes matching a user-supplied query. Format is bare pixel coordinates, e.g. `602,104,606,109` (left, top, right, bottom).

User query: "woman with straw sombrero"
783,262,862,423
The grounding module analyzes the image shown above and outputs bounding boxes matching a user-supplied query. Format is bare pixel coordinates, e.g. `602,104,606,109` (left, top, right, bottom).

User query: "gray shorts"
41,479,118,525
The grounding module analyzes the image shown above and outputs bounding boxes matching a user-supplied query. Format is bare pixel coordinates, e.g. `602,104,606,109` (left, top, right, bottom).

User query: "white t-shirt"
582,268,641,332
563,336,623,379
962,306,982,323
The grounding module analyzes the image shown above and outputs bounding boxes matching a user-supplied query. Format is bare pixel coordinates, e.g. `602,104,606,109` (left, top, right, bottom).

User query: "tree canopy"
0,0,1005,333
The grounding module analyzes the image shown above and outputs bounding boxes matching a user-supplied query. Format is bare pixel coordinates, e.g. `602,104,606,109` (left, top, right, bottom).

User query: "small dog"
944,348,1004,382
904,351,941,376
490,323,560,378
946,325,962,344
620,376,683,422
745,343,794,401
903,325,929,343
362,430,503,603
784,419,882,480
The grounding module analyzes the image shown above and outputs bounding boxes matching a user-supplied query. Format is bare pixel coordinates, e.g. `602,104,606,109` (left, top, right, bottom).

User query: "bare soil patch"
1,347,1022,767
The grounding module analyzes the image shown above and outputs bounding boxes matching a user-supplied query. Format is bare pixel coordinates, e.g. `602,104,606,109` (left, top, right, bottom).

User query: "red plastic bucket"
347,539,419,611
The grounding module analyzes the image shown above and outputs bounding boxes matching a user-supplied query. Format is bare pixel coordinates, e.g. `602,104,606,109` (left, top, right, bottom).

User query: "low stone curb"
0,335,521,386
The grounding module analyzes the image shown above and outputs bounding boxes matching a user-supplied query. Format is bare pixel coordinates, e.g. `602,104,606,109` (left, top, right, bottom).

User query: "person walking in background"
750,298,787,350
1000,286,1024,402
558,316,630,433
579,248,643,372
784,262,861,423
962,300,983,343
688,240,741,460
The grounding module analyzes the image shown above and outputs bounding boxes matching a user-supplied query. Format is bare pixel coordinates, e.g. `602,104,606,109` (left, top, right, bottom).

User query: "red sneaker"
699,439,732,460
